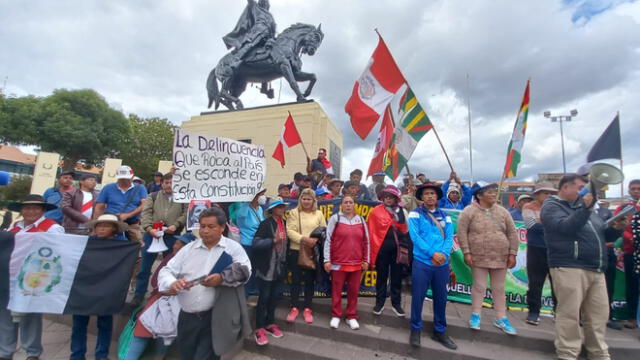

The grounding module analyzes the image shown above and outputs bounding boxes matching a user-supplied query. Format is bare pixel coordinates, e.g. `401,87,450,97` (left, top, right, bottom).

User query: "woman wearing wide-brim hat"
252,198,290,345
457,181,519,335
7,194,64,233
85,214,130,237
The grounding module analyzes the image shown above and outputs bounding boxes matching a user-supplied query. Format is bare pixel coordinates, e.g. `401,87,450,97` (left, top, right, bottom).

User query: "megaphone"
579,162,624,200
147,230,169,253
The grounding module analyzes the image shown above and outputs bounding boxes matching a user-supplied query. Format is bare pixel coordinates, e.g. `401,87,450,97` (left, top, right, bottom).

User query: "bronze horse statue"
207,23,324,110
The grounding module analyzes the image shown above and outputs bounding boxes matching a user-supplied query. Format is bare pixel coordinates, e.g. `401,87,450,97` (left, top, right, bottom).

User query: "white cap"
115,165,134,180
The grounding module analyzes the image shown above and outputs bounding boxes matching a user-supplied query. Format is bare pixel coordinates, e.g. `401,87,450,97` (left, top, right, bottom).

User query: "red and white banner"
272,113,303,167
345,34,405,140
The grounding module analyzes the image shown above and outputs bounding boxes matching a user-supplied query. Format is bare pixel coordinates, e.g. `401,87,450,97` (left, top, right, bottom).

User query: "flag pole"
618,111,624,202
375,29,455,173
289,111,310,159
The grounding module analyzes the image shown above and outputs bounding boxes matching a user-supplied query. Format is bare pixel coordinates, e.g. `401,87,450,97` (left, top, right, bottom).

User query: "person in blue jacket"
43,170,76,223
408,183,457,350
438,171,471,210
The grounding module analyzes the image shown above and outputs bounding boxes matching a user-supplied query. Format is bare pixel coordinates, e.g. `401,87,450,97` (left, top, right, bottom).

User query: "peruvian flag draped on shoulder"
502,79,531,179
272,112,303,167
345,33,406,140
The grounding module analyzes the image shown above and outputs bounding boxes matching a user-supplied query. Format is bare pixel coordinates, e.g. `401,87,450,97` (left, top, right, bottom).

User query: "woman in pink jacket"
323,195,370,330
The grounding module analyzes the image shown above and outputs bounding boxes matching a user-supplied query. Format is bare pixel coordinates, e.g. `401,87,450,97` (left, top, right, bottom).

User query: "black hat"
278,183,291,191
8,194,58,212
415,183,443,200
79,173,97,181
154,171,163,177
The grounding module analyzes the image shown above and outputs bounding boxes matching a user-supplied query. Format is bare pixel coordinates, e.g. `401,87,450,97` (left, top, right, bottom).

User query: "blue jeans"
123,336,167,360
410,259,450,333
242,244,258,296
134,233,176,297
71,315,113,360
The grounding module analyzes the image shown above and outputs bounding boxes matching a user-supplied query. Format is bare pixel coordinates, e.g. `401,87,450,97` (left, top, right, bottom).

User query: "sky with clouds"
1,0,639,194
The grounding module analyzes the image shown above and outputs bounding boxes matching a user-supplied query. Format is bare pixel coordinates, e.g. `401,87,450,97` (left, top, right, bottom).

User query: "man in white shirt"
1,194,64,360
158,207,250,360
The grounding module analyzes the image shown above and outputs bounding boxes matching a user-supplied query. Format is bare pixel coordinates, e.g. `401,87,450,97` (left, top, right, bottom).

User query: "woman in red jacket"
323,195,370,330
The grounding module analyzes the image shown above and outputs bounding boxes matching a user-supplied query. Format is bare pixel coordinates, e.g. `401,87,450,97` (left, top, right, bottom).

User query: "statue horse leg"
294,71,317,98
278,62,306,102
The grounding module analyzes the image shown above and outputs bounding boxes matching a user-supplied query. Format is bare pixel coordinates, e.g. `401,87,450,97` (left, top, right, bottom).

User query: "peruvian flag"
367,104,395,177
272,113,303,167
345,34,405,140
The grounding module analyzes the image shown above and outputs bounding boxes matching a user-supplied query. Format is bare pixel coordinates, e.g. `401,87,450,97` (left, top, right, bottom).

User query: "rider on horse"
224,0,276,71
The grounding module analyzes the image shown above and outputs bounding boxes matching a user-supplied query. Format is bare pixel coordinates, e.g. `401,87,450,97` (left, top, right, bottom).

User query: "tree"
119,114,176,181
0,89,131,169
0,176,32,202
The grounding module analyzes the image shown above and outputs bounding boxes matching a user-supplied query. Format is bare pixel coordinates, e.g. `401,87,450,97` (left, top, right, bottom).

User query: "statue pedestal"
181,100,344,196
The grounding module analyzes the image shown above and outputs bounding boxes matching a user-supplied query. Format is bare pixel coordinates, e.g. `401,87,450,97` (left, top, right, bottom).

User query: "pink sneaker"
286,307,299,323
255,328,269,346
303,308,314,323
265,324,284,338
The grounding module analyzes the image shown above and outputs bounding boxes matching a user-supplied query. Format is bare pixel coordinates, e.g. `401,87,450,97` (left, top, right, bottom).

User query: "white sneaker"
330,317,340,329
346,318,360,330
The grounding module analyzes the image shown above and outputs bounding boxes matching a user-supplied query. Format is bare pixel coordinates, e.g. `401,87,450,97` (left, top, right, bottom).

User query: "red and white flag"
272,113,303,167
345,34,405,140
367,104,395,177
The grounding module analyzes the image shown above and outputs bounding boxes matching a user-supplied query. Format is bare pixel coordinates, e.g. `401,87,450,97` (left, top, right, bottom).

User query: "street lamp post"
544,109,578,173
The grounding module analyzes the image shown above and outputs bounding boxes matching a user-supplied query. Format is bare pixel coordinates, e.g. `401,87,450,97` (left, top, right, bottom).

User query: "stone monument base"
181,100,343,196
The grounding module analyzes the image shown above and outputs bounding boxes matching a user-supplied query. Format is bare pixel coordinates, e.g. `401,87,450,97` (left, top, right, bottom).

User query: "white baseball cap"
115,165,134,180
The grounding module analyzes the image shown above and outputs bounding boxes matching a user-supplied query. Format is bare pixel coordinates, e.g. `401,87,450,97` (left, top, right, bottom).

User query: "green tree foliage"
0,175,33,202
120,114,176,181
0,89,131,169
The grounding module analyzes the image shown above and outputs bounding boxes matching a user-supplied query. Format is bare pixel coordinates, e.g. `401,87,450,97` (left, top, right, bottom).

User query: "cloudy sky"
1,0,639,194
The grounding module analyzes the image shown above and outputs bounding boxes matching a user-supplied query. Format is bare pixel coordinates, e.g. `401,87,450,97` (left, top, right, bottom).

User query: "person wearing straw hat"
1,195,64,360
252,198,289,345
523,182,557,326
69,214,128,360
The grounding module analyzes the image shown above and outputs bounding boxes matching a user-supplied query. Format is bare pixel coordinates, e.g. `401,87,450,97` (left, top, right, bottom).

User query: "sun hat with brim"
176,232,196,244
8,194,58,212
517,194,534,203
532,181,558,195
328,179,344,187
267,199,289,212
380,185,402,200
85,214,129,233
415,183,444,200
471,181,499,196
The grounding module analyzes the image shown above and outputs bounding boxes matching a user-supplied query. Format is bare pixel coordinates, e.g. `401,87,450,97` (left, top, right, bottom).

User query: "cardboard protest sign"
172,129,267,203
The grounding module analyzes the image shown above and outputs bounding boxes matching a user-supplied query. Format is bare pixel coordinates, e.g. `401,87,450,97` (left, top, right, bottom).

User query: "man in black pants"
523,182,557,325
368,185,409,317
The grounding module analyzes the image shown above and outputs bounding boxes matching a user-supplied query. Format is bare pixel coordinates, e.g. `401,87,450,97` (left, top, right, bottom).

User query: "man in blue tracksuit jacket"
407,183,457,350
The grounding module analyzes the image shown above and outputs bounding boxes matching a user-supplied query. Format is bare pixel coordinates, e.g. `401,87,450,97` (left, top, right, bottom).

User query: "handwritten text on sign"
172,129,266,203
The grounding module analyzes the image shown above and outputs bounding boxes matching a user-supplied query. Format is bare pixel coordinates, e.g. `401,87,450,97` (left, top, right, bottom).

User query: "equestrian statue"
206,0,324,110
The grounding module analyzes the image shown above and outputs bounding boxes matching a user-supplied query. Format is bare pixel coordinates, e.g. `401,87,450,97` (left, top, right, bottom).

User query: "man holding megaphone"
541,173,628,360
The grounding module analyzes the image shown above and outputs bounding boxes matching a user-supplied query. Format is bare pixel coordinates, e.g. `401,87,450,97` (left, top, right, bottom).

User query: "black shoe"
130,295,144,308
392,303,405,317
526,312,540,326
607,320,623,330
410,330,421,347
373,303,385,315
432,332,457,350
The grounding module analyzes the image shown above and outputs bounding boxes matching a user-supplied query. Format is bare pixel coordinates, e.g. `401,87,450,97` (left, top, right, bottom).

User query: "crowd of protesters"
1,150,639,360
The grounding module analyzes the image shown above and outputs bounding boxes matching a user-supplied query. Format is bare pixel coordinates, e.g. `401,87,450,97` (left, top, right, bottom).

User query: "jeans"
526,246,556,314
134,233,176,297
256,278,282,329
123,336,167,360
242,245,258,296
71,315,113,360
410,260,449,332
0,308,42,358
